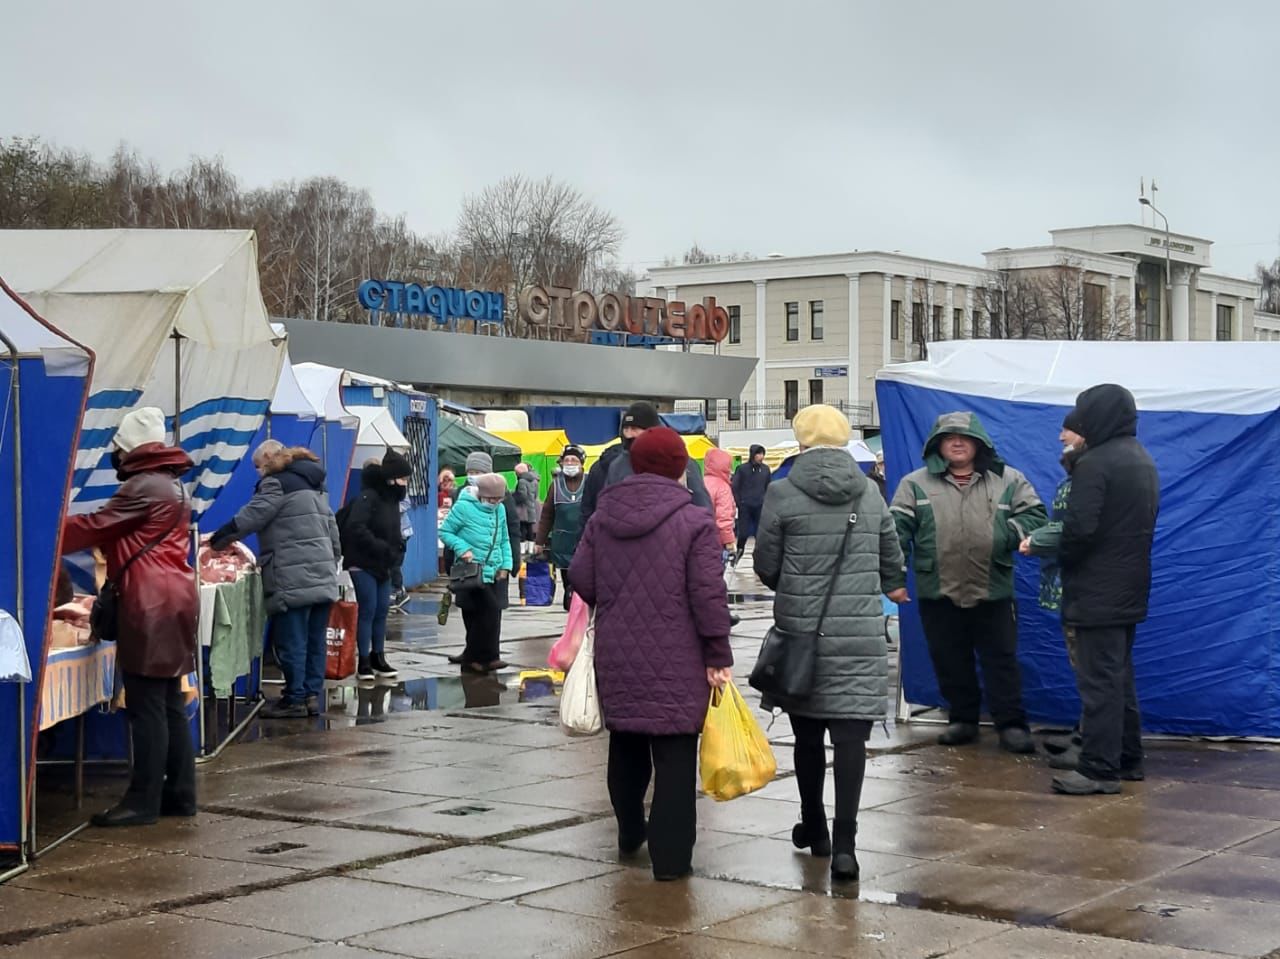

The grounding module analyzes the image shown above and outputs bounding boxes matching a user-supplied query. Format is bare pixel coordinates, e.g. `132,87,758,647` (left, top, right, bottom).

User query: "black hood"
279,458,327,493
749,444,765,458
360,462,382,489
1075,384,1138,447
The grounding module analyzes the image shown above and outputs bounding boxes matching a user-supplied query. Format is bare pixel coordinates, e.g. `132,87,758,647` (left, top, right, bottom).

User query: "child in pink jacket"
702,448,738,561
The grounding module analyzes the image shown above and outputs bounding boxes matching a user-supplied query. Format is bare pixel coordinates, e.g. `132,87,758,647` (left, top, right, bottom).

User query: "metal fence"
678,400,876,437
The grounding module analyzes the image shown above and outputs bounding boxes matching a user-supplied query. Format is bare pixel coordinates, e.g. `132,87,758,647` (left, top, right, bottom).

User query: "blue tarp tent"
0,281,92,863
526,405,622,446
877,339,1280,737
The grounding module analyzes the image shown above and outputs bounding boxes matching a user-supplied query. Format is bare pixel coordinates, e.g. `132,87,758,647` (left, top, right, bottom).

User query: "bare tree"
906,273,940,360
976,266,1048,339
1260,244,1280,314
1038,257,1132,340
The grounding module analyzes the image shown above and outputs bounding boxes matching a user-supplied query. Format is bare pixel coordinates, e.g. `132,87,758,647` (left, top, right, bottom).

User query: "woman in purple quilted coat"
570,427,733,881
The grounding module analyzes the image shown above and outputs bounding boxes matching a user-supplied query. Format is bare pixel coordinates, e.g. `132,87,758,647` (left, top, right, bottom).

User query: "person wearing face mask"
209,441,341,718
440,472,514,672
535,445,587,611
1019,409,1088,767
341,449,412,681
579,402,712,531
62,406,198,827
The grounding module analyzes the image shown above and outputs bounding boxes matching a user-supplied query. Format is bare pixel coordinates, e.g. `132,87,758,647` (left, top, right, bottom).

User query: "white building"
642,223,1265,429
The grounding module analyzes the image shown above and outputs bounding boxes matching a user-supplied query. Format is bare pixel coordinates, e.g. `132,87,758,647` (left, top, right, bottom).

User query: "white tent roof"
0,280,89,373
878,340,1280,416
293,362,360,429
267,325,316,418
348,405,410,451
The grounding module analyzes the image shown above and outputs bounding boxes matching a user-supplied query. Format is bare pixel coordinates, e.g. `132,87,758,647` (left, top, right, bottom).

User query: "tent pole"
0,328,31,874
172,332,183,443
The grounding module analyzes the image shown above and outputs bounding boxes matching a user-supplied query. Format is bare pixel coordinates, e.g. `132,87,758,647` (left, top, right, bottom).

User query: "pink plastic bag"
549,594,591,670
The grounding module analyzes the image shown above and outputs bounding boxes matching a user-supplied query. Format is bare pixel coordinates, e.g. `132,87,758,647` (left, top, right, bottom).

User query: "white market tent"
348,405,411,464
0,229,282,518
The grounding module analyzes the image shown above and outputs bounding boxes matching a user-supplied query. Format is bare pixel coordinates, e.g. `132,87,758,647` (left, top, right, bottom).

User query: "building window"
911,302,924,343
931,305,943,340
973,309,985,337
953,308,964,339
728,305,741,344
1217,303,1234,341
704,399,718,420
1084,283,1105,332
890,300,901,340
809,379,824,405
785,302,799,341
810,300,824,340
990,307,1003,338
784,380,799,419
727,397,741,421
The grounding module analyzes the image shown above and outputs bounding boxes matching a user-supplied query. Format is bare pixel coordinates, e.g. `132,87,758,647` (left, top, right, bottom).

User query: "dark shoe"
159,799,197,817
792,818,832,858
91,805,158,828
1048,746,1081,770
831,819,859,881
654,868,692,881
998,727,1036,755
937,722,979,746
371,653,398,678
447,653,466,665
357,656,376,681
1120,765,1146,782
1052,770,1122,795
729,614,741,628
465,662,488,675
1043,732,1081,755
391,589,410,610
486,660,509,672
618,826,647,857
305,695,321,717
261,698,309,719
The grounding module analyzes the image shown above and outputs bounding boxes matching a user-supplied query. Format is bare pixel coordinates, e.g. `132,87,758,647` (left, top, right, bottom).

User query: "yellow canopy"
492,429,572,458
724,444,795,470
582,435,716,472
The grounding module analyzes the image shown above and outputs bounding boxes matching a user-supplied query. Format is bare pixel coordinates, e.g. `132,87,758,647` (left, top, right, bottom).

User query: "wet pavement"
7,560,1280,957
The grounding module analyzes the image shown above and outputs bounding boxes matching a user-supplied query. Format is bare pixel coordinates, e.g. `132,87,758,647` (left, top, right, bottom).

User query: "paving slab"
353,844,620,900
501,817,750,865
694,835,920,893
845,810,1008,860
342,797,582,839
606,937,830,959
942,924,1234,958
0,913,311,959
1050,800,1277,851
873,784,1124,829
950,829,1206,883
350,901,662,959
1142,850,1280,904
0,885,131,939
194,822,438,870
74,811,296,854
179,875,483,939
210,782,429,819
701,894,1005,958
480,772,615,814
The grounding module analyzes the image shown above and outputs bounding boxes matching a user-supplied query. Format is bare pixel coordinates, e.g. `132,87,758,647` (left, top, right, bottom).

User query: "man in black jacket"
1052,384,1160,796
731,444,771,563
579,401,711,530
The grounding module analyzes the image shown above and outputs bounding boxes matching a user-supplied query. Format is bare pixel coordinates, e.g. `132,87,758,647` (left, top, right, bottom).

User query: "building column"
882,274,893,368
754,280,768,407
901,275,915,351
964,286,974,337
944,283,955,339
1128,273,1138,339
1171,265,1192,341
1208,291,1218,341
1108,275,1117,332
846,274,860,409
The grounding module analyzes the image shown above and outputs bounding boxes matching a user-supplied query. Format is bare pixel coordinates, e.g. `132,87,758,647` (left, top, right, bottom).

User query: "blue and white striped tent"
0,279,92,856
0,230,282,527
877,339,1280,737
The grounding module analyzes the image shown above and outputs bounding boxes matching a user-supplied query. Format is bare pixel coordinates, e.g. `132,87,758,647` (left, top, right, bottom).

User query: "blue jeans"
352,569,391,659
273,602,332,703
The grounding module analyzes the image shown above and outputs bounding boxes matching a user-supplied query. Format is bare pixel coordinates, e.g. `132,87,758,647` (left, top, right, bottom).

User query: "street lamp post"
1139,195,1171,339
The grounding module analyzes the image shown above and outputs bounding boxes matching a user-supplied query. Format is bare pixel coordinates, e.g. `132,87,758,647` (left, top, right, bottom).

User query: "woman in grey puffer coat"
210,442,341,719
754,405,908,881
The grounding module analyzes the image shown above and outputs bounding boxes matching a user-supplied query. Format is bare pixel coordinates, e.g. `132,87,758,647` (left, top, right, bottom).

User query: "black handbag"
90,486,186,644
448,509,501,606
749,511,858,701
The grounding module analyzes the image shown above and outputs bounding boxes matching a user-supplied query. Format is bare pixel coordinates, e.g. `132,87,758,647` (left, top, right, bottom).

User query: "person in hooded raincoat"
890,412,1047,754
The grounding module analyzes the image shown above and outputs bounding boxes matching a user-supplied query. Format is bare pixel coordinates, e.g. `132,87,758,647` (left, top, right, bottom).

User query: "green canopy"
438,417,522,474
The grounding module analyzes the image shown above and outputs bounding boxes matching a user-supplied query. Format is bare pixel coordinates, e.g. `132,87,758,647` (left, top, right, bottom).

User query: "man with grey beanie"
580,401,712,530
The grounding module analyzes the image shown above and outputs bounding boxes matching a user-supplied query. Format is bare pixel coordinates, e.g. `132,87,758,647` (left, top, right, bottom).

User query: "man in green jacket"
891,412,1048,753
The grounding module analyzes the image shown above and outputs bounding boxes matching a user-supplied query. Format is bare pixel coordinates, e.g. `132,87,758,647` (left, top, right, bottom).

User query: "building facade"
643,224,1264,428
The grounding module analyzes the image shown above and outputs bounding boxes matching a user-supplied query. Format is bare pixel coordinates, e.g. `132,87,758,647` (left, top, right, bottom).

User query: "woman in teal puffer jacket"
440,473,513,673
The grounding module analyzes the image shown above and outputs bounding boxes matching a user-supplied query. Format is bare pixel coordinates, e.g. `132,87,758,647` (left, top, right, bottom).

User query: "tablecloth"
39,641,116,731
201,573,266,696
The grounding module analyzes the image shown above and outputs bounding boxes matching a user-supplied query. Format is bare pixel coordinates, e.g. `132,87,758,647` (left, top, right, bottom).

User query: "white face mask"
562,465,581,478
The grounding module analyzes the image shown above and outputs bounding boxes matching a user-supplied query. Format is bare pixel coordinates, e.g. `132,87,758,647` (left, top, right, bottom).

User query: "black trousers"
790,714,869,824
459,581,504,664
608,731,698,877
736,504,762,552
560,569,573,612
122,672,196,815
917,597,1027,729
1074,625,1143,781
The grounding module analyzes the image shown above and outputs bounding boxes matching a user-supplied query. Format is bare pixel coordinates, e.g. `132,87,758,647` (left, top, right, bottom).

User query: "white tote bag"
559,627,602,736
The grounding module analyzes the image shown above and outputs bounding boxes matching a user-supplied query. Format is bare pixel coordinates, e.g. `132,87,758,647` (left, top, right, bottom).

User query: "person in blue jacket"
440,472,513,674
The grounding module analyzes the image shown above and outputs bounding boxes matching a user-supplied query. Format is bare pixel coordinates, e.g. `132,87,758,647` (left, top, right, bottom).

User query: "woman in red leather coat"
62,407,199,828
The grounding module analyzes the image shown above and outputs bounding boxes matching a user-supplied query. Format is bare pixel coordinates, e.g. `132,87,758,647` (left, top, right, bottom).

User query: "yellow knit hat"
792,404,852,449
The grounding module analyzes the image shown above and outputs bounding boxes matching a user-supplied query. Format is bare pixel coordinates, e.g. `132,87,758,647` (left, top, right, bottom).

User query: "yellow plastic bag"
699,682,777,801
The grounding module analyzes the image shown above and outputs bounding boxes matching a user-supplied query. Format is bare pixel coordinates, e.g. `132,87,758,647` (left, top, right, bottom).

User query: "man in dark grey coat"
753,404,908,882
210,442,341,719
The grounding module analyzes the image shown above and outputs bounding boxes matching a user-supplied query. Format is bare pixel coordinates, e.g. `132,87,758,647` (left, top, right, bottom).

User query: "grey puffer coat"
211,454,341,615
753,447,906,721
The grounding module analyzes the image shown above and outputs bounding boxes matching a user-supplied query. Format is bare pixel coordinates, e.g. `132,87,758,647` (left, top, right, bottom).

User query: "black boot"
937,722,979,746
791,812,831,858
831,819,859,881
371,652,398,678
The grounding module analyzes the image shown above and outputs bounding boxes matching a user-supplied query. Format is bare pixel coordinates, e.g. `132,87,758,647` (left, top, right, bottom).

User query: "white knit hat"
113,407,167,453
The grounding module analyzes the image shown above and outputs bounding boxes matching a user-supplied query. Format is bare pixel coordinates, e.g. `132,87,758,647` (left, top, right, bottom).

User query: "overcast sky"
7,0,1279,279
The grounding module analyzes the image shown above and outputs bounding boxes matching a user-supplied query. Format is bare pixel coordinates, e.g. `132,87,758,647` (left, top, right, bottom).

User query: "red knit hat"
630,427,688,480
